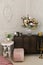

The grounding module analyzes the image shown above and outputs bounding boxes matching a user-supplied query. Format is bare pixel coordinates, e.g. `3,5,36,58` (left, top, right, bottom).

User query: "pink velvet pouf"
0,56,13,65
13,48,24,62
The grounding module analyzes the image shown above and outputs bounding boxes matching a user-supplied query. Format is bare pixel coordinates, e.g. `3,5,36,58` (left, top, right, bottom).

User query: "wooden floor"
9,54,43,65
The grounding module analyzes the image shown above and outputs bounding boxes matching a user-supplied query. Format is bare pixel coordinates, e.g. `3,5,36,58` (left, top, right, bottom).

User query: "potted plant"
6,33,12,41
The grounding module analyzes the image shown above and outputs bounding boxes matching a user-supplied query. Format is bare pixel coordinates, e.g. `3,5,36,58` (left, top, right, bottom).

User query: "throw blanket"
0,56,13,65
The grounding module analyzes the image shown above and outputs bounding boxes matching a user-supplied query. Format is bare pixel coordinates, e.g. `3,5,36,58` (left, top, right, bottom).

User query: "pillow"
0,56,13,65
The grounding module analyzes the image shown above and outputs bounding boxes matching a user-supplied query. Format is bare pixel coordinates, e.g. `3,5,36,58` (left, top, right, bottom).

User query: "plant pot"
6,38,10,41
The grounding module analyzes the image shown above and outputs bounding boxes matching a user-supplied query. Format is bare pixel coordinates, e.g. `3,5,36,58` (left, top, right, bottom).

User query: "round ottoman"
13,48,24,62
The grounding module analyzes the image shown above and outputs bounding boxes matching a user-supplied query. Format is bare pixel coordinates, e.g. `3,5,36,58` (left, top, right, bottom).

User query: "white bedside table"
1,40,14,58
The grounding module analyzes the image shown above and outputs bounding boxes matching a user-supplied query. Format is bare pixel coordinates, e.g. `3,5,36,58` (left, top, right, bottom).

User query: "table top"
1,40,14,46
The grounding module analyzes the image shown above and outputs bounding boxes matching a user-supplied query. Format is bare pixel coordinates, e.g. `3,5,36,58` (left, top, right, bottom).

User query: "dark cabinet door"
23,36,31,54
14,37,23,48
30,36,37,53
